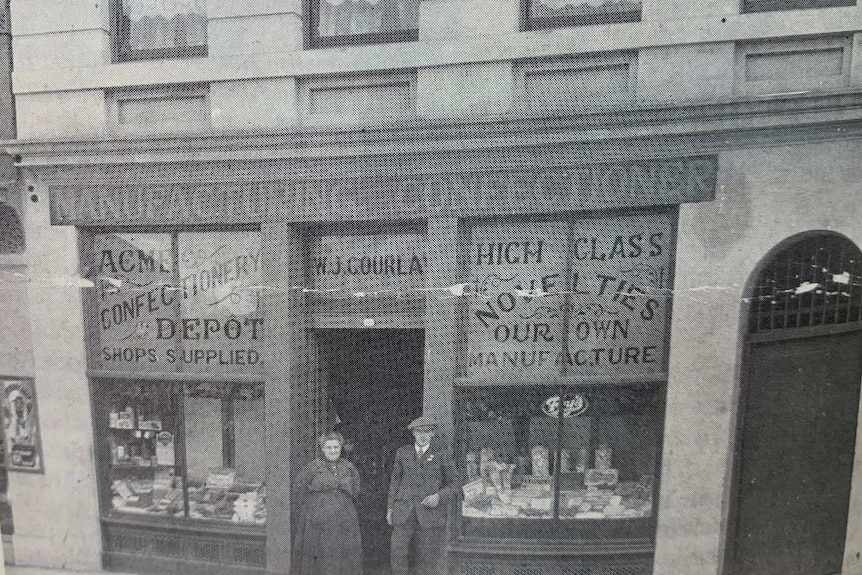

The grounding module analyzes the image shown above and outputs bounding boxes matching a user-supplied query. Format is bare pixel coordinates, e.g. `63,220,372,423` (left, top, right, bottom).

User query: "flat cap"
408,416,437,430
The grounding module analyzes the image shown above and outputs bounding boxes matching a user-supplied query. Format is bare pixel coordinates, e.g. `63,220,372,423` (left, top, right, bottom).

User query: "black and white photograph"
0,1,861,575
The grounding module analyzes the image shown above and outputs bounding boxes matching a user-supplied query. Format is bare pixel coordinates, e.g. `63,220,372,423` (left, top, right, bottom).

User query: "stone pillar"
261,217,305,575
423,217,461,445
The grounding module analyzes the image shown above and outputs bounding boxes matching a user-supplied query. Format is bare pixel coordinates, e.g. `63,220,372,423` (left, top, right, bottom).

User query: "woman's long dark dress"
292,458,363,575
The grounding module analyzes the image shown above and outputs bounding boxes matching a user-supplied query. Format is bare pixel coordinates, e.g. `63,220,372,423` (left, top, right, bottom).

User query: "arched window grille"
0,203,24,254
749,233,862,334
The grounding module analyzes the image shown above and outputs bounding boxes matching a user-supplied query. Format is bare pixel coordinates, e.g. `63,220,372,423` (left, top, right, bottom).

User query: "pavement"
5,566,394,575
6,568,128,575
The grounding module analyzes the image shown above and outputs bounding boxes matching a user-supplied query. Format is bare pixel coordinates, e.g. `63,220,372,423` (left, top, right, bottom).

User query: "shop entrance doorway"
319,329,425,573
729,233,862,575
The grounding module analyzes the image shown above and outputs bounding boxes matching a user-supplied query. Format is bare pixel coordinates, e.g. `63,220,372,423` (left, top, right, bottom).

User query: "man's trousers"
391,508,446,575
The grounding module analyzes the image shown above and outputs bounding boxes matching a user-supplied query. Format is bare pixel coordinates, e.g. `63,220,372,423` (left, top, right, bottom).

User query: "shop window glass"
89,230,262,376
456,385,662,540
99,380,266,524
177,232,263,375
185,383,266,524
115,0,207,61
91,233,176,373
104,382,185,517
310,0,419,47
525,0,642,29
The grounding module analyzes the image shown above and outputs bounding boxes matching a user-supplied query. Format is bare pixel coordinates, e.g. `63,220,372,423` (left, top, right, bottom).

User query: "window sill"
450,536,654,556
114,46,208,63
102,513,266,537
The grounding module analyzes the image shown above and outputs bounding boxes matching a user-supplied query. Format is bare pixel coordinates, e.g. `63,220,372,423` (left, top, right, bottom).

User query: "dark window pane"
185,383,266,524
317,0,418,36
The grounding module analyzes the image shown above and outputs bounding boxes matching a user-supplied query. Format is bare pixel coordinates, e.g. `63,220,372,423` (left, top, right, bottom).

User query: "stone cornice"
6,89,862,174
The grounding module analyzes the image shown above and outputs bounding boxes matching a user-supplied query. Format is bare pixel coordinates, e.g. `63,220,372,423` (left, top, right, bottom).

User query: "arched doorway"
728,232,862,575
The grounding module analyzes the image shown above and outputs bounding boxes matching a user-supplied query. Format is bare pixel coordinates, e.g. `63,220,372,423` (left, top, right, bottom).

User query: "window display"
185,383,266,524
105,382,184,517
456,385,662,539
99,380,265,525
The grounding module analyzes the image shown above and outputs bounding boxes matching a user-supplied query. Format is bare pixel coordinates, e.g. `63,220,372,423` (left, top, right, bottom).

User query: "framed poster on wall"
1,377,43,473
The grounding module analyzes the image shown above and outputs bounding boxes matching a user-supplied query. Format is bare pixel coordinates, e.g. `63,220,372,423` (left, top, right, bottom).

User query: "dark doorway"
320,329,425,573
730,233,862,575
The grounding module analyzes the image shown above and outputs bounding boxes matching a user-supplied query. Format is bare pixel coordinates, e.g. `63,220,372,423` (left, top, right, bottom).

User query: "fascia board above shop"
6,89,862,169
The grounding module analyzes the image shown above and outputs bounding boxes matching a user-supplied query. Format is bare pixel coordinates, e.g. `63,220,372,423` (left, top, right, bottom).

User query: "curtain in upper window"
314,0,419,43
527,0,641,27
118,0,207,59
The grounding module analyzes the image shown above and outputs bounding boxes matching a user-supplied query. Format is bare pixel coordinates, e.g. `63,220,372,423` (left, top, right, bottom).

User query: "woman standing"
292,431,363,575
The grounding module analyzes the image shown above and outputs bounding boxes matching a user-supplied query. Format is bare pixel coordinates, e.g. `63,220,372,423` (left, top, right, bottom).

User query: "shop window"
308,0,419,48
99,380,266,524
113,0,207,61
456,385,662,540
524,0,641,29
87,229,265,526
457,211,675,544
742,0,854,12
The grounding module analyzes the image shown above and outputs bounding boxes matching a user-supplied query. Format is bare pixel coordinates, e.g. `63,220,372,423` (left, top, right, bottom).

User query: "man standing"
387,416,457,575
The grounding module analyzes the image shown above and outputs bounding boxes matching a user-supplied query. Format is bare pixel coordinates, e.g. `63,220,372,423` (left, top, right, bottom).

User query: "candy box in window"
584,468,618,488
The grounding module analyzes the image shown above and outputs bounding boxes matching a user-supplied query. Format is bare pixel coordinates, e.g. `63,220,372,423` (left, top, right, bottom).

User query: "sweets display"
111,469,184,516
111,466,266,523
462,443,653,520
187,469,266,524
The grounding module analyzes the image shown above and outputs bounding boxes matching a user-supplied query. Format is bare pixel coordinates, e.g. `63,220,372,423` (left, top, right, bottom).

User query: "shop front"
15,125,717,575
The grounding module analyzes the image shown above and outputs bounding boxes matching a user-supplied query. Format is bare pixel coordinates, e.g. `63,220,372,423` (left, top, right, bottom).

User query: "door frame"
304,327,427,567
722,231,862,575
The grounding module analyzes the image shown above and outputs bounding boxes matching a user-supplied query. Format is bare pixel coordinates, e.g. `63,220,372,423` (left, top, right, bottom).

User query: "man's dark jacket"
388,441,457,527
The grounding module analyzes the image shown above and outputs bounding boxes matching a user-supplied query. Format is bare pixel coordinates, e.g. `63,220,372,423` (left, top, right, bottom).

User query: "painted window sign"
178,232,263,374
467,212,674,381
468,221,568,381
91,231,262,373
93,233,176,372
2,378,43,473
308,232,427,297
564,213,673,378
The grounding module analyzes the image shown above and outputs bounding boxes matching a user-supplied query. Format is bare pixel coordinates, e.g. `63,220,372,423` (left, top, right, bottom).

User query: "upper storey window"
525,0,641,28
743,0,854,11
114,0,207,61
309,0,419,47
